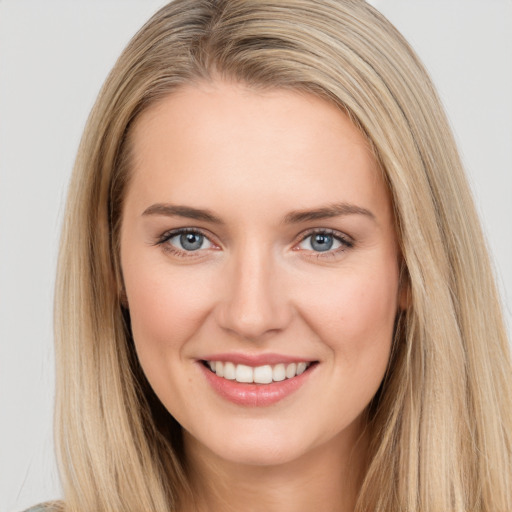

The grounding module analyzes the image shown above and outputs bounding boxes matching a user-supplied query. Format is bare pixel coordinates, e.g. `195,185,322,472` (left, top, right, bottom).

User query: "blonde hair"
54,1,512,510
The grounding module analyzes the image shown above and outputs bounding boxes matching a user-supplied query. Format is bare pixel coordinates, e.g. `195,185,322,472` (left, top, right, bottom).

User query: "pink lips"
198,354,317,407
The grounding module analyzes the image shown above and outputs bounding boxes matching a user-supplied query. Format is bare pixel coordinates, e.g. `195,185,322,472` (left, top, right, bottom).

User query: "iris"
310,233,333,252
180,232,204,251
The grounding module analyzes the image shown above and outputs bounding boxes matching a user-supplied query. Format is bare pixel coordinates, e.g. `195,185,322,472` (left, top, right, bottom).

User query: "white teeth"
285,363,297,379
296,362,307,375
254,365,273,384
207,360,312,383
223,361,236,380
235,364,253,383
272,363,286,382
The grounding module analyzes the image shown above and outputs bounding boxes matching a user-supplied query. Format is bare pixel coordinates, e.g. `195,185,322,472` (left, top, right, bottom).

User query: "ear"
119,286,129,309
113,256,129,309
115,269,129,309
398,262,411,311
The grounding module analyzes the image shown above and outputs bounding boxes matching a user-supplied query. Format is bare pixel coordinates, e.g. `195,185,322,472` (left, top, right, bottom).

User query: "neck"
179,418,368,512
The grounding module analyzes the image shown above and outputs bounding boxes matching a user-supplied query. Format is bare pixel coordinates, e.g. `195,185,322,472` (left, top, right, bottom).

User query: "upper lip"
199,352,317,367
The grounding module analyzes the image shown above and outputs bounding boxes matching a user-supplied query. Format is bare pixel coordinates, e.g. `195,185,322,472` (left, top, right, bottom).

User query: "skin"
120,80,403,512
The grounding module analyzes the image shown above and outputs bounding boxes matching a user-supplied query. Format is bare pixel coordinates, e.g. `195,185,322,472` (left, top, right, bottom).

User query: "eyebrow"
142,204,224,224
142,201,375,225
283,202,375,224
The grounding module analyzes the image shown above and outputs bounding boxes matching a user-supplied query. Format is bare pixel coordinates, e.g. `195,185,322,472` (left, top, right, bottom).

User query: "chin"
185,419,323,468
214,444,307,468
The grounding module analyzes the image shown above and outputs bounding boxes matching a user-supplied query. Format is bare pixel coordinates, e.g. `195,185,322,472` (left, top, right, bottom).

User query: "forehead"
125,81,389,221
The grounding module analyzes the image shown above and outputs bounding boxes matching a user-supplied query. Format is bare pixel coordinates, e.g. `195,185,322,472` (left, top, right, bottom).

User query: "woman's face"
120,81,402,467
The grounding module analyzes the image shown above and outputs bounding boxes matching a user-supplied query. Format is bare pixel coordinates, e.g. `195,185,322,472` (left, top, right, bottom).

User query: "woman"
28,0,512,510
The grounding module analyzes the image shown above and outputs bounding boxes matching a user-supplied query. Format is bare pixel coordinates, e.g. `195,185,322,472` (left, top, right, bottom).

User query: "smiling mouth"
202,360,316,384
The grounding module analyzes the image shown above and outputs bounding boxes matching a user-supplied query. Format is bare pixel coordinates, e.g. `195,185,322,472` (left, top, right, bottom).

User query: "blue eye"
310,233,334,252
167,231,212,251
298,231,348,253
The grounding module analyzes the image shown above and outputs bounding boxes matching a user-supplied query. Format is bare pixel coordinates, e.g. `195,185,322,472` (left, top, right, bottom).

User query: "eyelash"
155,228,216,257
154,227,354,259
294,228,354,259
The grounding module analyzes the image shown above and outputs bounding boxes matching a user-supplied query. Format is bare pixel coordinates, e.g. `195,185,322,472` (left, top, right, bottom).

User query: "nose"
215,243,293,341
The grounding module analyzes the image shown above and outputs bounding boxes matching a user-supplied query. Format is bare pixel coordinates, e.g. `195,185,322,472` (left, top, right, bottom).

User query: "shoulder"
22,504,61,512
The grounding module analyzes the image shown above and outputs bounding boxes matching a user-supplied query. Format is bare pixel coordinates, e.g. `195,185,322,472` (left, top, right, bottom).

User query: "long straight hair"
54,1,512,510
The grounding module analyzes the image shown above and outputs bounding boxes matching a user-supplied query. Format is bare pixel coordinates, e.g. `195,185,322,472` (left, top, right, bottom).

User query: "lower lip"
199,362,316,407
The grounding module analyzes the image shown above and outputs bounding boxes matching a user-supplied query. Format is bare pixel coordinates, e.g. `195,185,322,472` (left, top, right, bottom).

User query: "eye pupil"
180,233,203,251
311,234,333,252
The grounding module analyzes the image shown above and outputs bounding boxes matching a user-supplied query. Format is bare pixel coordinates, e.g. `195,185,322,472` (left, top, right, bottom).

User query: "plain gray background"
1,1,511,510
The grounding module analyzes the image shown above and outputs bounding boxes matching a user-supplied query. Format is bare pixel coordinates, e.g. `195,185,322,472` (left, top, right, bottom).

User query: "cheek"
122,260,218,415
123,260,215,356
298,258,399,370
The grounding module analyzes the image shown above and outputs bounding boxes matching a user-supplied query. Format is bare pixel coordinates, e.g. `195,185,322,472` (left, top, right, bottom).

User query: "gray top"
23,506,55,512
